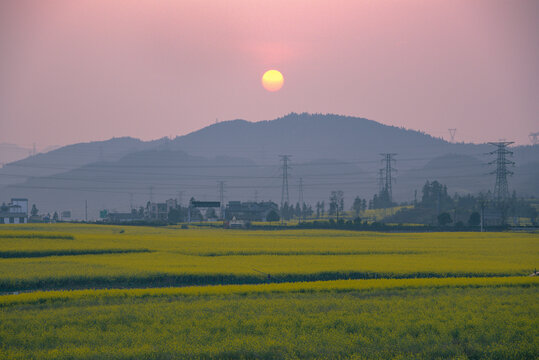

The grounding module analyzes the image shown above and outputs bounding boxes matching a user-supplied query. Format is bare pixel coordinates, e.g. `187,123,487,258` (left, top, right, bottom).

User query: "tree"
280,202,291,220
468,212,481,227
295,202,301,218
330,191,344,220
320,201,325,217
52,211,59,222
316,202,321,218
421,180,452,210
437,212,452,226
266,210,280,222
352,196,362,217
31,204,39,216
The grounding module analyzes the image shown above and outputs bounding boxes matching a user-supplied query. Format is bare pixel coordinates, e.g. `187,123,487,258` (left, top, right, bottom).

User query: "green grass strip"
0,248,150,258
0,233,75,240
1,276,536,307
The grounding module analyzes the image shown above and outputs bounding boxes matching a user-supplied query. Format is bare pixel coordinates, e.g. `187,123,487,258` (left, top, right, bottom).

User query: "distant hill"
0,143,30,166
168,112,538,170
0,137,167,187
1,113,537,219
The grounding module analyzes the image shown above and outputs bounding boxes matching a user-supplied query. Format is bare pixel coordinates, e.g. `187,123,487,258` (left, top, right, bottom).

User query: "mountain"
168,112,538,171
0,137,168,187
1,113,537,219
0,143,31,166
2,149,369,219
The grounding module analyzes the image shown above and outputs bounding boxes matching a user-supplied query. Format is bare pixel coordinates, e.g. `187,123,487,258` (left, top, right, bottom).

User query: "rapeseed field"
0,224,537,358
0,224,537,291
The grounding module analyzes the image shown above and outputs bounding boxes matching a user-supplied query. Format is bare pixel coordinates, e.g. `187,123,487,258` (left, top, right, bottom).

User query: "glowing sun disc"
262,69,284,92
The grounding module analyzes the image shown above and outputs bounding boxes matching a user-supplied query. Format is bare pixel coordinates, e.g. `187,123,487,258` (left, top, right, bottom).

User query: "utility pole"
218,181,225,219
279,155,291,209
129,192,134,211
298,178,304,222
488,142,514,203
254,190,258,202
380,153,397,204
298,178,304,206
85,200,88,222
448,128,457,143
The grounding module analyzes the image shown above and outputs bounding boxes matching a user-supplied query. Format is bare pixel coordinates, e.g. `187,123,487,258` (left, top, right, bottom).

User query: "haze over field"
1,0,538,148
1,113,538,220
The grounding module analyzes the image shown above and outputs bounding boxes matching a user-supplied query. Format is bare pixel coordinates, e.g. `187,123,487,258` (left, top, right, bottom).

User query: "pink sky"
1,0,538,148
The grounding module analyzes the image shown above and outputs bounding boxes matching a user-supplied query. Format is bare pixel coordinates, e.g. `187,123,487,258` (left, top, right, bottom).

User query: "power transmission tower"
380,153,397,203
279,155,291,208
377,169,384,193
488,141,514,202
448,128,457,142
529,132,539,145
218,181,225,219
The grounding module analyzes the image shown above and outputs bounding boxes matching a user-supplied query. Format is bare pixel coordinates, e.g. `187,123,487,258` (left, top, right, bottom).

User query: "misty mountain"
0,137,168,187
169,113,464,165
2,149,370,219
0,113,537,219
0,143,31,166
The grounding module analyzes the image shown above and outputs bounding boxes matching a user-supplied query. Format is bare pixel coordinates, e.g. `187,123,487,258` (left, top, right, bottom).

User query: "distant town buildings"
0,198,29,224
146,199,177,220
225,201,278,222
104,210,145,223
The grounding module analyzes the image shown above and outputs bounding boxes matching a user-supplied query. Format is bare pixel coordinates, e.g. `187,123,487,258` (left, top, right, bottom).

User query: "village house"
0,198,29,224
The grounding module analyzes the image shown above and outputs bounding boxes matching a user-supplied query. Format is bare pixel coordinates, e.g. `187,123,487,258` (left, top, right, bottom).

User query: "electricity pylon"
448,128,457,142
488,141,514,202
279,155,291,209
380,153,397,203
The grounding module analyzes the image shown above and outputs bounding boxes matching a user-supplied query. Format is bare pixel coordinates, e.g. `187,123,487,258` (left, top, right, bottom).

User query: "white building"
0,198,29,224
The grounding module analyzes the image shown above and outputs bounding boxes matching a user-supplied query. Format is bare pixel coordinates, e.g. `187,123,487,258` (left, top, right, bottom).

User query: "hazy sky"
1,0,538,148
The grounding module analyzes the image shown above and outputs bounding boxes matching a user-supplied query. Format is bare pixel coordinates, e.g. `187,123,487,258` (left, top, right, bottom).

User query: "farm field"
0,277,537,359
0,224,537,292
0,224,538,359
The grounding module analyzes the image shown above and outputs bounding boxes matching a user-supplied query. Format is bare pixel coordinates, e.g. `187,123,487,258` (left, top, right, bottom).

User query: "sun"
262,69,284,92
